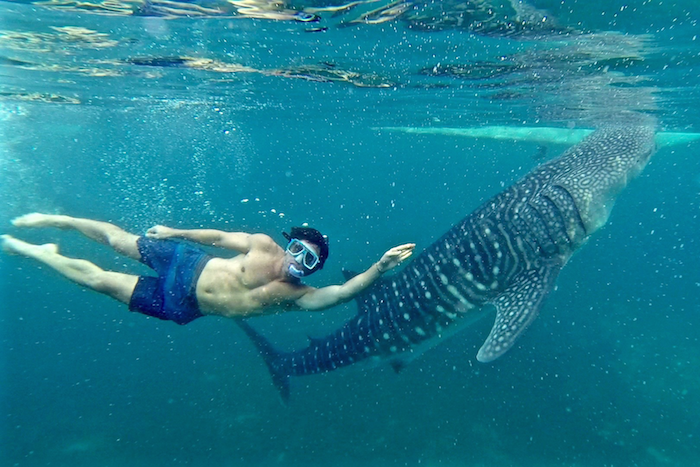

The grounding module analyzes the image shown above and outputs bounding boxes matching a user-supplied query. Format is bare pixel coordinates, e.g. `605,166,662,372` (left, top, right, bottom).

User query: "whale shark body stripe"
238,123,657,401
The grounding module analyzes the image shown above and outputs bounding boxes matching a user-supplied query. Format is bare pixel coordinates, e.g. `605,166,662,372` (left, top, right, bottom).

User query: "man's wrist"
375,262,386,274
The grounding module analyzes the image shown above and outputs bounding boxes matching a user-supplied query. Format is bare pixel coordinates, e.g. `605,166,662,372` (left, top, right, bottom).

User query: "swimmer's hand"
376,243,415,274
146,225,176,239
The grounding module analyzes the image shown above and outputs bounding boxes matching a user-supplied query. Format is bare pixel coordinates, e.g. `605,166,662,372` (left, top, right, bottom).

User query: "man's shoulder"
248,233,278,249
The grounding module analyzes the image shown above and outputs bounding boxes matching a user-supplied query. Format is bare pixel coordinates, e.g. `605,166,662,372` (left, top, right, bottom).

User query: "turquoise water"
1,1,700,465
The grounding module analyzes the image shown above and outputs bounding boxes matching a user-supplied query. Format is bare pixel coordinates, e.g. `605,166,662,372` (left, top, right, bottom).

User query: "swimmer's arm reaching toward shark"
146,225,260,253
294,243,415,311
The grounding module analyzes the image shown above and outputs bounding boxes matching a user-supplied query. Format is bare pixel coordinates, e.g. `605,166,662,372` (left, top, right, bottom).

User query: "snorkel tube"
288,263,306,279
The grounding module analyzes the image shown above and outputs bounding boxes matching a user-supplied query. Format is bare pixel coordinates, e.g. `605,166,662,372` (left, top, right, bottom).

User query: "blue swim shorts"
129,237,213,325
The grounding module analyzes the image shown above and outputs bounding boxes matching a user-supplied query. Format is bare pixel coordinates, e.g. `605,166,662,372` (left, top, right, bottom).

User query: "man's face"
285,239,321,278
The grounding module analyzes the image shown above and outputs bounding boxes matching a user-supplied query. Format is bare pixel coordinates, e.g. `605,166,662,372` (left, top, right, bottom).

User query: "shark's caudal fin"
236,320,291,403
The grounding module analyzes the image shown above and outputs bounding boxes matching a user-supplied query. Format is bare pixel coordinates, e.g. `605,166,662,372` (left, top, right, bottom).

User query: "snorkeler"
2,213,414,323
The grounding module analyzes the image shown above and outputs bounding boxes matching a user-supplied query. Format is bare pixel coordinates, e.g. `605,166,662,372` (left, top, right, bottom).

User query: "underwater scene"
1,0,700,466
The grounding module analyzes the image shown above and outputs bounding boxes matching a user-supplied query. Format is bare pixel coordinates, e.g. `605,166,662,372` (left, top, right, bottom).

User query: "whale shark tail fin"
236,320,291,404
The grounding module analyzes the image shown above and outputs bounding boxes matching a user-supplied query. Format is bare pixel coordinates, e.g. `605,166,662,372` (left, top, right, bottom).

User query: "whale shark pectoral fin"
476,265,561,363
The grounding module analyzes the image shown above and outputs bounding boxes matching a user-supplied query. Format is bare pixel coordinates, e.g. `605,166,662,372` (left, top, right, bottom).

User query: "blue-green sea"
1,0,699,465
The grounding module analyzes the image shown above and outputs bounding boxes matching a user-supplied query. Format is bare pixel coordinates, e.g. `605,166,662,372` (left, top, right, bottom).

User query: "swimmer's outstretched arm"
146,225,258,253
295,243,415,311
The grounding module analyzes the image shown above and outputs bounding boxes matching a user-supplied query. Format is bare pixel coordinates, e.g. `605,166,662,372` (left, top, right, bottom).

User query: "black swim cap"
283,227,329,269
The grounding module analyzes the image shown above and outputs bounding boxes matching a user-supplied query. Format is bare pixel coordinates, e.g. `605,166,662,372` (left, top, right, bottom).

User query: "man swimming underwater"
2,213,414,323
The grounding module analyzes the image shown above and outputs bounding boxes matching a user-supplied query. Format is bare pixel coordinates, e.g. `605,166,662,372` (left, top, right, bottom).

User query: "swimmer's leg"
12,213,141,260
2,235,138,304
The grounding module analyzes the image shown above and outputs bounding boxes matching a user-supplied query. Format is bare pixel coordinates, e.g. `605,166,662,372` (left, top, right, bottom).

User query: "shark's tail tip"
236,320,292,403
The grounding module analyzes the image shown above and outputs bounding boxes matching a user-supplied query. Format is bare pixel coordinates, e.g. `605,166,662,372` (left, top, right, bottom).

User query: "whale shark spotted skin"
239,123,657,401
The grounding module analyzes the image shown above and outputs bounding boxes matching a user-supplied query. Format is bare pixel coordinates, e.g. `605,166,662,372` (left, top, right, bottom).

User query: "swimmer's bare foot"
2,234,59,257
12,213,69,229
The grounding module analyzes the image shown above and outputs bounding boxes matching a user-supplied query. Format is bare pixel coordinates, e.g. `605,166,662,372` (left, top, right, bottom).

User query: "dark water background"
1,0,700,465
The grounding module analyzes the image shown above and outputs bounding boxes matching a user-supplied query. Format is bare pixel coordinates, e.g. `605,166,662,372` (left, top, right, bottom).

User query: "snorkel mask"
285,238,320,278
282,226,329,279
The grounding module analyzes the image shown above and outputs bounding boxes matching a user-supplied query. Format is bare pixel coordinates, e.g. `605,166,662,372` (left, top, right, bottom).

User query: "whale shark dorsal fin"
477,266,561,363
342,268,394,315
307,335,324,345
341,269,359,281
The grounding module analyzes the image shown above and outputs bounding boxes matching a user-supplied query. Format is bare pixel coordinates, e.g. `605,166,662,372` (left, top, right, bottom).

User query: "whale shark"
239,123,657,401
